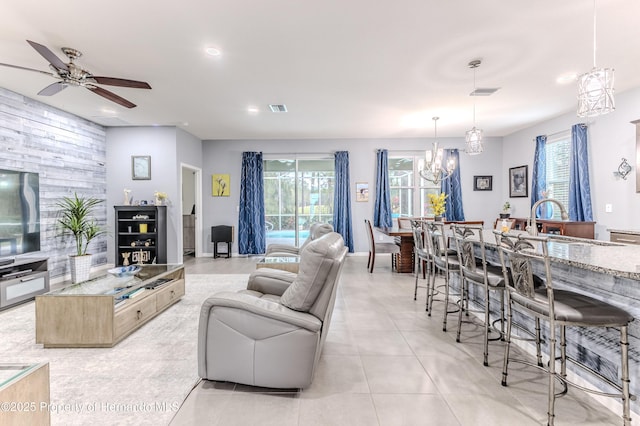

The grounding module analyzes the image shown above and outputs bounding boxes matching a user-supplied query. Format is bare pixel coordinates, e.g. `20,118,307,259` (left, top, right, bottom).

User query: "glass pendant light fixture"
465,59,484,155
419,117,455,185
577,0,614,117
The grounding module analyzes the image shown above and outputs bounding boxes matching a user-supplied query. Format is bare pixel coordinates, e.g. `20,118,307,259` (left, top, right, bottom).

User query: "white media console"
0,257,49,310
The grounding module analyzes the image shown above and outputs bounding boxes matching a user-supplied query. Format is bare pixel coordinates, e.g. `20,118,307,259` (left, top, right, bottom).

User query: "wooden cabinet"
609,230,640,245
114,206,167,266
509,218,595,239
0,257,49,310
35,265,184,348
183,214,195,254
0,363,50,425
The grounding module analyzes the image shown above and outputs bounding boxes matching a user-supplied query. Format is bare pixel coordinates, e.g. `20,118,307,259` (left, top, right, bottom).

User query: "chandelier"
465,59,484,155
419,117,456,185
577,0,614,118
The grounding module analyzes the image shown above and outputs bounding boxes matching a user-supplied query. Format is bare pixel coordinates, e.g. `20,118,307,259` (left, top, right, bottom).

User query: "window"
544,132,570,220
263,158,334,247
388,156,440,218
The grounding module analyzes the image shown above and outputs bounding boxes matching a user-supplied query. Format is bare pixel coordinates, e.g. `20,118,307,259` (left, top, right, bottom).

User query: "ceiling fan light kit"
0,40,151,109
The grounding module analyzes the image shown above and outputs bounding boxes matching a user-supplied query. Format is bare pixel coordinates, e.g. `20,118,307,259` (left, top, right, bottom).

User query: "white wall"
503,86,640,240
106,127,183,264
202,136,504,253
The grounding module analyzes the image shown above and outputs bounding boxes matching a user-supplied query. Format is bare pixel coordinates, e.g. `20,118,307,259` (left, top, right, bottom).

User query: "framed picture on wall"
509,165,528,198
132,156,151,180
473,175,492,191
356,182,369,202
212,174,230,197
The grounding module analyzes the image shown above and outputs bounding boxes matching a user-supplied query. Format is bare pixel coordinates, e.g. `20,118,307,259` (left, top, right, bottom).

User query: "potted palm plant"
57,193,106,283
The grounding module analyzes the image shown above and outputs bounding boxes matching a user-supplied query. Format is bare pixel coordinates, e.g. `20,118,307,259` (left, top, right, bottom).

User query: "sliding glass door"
264,158,334,247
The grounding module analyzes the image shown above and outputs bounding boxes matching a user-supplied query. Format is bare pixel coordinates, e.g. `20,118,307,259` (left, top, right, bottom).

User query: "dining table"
376,220,486,273
375,225,415,273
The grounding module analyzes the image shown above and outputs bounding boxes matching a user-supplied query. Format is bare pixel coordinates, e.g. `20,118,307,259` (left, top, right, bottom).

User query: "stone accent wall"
0,87,107,278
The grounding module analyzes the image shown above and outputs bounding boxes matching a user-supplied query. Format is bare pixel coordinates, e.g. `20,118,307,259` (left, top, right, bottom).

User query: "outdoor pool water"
266,230,310,239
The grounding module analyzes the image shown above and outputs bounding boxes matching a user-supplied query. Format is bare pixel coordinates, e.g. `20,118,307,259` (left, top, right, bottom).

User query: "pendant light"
465,59,484,155
577,0,614,117
419,117,455,185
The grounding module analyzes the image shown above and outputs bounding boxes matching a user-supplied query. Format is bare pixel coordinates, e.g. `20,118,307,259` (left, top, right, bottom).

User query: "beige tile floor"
171,254,631,425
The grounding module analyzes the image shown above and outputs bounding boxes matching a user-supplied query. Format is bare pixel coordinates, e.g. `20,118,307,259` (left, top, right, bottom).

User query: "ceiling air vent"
269,104,288,113
470,88,500,96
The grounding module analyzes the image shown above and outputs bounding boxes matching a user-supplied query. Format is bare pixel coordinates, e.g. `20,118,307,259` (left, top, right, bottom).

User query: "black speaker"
211,225,233,258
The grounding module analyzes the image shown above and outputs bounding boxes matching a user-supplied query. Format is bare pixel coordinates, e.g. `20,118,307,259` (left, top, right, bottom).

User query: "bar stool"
451,224,505,366
494,231,635,426
424,221,461,332
411,223,432,308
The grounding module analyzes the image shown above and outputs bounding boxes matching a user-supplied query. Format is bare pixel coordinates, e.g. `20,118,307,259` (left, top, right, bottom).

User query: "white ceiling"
1,0,639,140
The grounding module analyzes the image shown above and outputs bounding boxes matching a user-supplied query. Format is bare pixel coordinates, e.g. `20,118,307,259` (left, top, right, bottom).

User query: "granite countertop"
478,230,640,281
607,228,640,236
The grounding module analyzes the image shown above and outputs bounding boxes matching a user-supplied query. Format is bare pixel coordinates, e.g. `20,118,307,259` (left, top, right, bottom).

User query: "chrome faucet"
527,198,569,235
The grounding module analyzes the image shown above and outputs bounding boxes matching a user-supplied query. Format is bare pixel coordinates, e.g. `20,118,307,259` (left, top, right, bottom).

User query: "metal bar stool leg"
501,297,514,387
621,325,631,426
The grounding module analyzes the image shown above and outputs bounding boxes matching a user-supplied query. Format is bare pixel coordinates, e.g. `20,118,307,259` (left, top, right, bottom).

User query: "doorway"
180,164,202,258
263,157,334,247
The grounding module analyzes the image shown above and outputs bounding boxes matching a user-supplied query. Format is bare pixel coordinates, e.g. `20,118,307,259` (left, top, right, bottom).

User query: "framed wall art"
473,175,492,191
132,156,151,180
509,165,528,198
356,182,369,202
212,174,230,197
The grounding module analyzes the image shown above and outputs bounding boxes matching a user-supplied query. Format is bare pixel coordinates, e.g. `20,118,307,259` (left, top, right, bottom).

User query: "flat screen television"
0,169,40,259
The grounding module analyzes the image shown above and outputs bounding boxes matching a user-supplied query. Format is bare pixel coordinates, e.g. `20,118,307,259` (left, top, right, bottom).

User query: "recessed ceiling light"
557,72,577,84
205,47,221,56
247,107,259,114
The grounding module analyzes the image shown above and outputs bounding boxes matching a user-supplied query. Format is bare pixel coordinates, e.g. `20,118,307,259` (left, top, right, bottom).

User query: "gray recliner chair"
264,222,333,257
198,232,348,389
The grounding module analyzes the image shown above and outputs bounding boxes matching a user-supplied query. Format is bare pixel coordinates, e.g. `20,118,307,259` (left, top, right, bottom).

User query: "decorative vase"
70,254,92,283
499,213,511,219
434,215,443,222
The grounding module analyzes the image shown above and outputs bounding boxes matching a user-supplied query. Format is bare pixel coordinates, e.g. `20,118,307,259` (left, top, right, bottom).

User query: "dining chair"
364,219,400,273
451,224,505,366
494,231,634,425
423,221,461,331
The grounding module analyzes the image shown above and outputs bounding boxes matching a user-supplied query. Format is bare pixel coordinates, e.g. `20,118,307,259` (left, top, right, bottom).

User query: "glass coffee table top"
256,256,300,273
45,264,183,297
0,364,39,388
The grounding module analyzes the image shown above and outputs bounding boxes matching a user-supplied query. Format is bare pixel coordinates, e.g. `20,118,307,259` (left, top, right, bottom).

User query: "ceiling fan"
0,40,151,108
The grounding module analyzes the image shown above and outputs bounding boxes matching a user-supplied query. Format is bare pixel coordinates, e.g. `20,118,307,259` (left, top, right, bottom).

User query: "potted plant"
500,201,511,218
428,193,448,221
57,193,106,283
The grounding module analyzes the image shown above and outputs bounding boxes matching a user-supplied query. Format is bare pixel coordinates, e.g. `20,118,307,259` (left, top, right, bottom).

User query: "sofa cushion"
280,232,342,312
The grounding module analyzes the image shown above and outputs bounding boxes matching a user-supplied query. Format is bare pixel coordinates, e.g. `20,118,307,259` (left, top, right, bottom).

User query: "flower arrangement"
427,193,448,216
154,191,168,205
502,201,511,213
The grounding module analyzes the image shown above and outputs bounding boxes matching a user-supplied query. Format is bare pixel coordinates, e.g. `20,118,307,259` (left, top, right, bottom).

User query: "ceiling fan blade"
38,82,68,96
0,62,53,76
26,40,69,71
91,76,151,89
86,85,136,108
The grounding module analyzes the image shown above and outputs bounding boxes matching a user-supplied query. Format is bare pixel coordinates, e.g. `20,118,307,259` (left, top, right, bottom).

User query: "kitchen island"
461,231,639,416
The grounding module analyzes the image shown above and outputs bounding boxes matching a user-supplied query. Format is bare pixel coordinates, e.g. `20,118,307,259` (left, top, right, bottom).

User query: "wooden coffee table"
256,256,300,273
